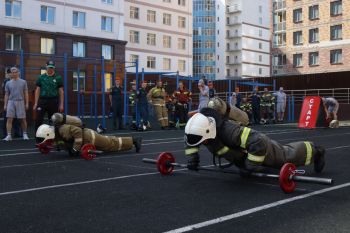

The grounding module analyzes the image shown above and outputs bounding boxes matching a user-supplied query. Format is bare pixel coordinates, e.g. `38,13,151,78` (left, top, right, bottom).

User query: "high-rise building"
124,0,193,76
193,0,271,80
272,0,350,76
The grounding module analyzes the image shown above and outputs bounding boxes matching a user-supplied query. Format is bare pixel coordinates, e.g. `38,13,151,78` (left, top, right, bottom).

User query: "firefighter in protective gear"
173,81,192,129
184,108,325,174
260,88,275,124
207,97,249,126
129,82,137,130
36,113,142,156
240,98,252,124
147,80,169,129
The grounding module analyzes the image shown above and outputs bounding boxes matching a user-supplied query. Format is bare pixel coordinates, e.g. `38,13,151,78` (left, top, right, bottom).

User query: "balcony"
226,48,241,52
273,1,286,11
226,33,241,39
273,22,286,32
227,5,241,14
226,61,241,65
226,20,242,26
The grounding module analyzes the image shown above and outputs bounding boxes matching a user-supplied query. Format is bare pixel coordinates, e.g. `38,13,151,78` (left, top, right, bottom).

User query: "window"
130,6,139,19
73,11,86,28
272,54,287,67
226,69,230,77
5,0,21,18
102,0,113,4
163,13,171,25
330,1,342,16
73,71,86,91
178,16,186,28
102,44,113,60
41,38,55,54
178,38,186,50
104,73,112,92
309,5,319,20
330,49,342,64
259,30,262,37
293,31,303,45
147,10,156,23
5,33,21,51
178,60,186,72
178,0,185,6
259,43,262,49
41,6,55,24
293,54,303,67
147,33,156,46
163,35,171,48
293,8,302,23
163,0,171,2
330,25,342,40
101,16,113,32
259,55,262,62
309,52,319,66
259,5,262,13
73,42,86,57
163,58,171,70
130,54,139,63
147,56,156,69
259,17,262,25
273,33,286,47
309,28,319,43
259,68,263,75
129,30,139,43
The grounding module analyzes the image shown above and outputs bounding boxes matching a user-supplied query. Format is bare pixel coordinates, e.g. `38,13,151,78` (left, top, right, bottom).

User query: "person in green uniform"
33,60,64,132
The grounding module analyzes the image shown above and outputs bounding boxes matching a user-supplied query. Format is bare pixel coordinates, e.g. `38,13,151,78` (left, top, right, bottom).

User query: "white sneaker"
23,134,29,140
3,135,12,141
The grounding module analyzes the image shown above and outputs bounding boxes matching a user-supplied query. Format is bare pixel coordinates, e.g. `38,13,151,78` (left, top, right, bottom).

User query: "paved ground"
0,124,350,233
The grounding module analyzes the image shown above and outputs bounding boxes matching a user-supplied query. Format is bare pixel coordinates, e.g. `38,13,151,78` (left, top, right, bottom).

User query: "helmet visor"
185,134,203,147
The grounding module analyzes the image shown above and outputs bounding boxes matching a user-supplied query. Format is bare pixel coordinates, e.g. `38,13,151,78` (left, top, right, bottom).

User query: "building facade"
124,0,193,77
272,0,350,76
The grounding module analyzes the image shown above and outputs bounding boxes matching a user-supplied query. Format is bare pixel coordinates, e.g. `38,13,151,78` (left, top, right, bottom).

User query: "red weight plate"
279,163,297,193
36,139,54,154
81,144,97,161
157,152,175,175
38,145,51,154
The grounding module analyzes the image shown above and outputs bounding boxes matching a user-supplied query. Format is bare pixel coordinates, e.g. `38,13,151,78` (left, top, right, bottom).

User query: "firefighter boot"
133,137,142,153
314,146,325,173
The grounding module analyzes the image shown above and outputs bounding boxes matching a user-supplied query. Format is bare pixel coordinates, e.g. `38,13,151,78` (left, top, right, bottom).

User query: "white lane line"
164,182,350,233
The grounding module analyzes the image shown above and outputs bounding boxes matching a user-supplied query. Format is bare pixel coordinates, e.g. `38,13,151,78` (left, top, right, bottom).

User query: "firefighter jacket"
260,93,275,107
185,108,317,171
137,88,148,105
241,102,252,114
173,89,192,105
147,87,166,105
129,89,137,106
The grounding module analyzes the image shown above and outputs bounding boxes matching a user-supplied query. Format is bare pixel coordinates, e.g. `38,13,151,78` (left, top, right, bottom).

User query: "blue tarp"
235,81,272,87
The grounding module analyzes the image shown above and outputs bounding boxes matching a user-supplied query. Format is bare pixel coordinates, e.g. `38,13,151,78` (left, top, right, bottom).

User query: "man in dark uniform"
250,86,261,125
129,82,137,130
173,81,192,129
33,61,64,133
109,79,124,130
184,108,326,174
208,81,215,99
36,113,142,156
137,81,150,130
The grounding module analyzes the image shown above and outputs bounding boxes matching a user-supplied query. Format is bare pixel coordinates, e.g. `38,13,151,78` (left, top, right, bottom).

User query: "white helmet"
36,124,55,142
185,113,216,146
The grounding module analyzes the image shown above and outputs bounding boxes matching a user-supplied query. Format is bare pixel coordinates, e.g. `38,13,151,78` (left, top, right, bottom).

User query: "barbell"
36,141,103,161
142,152,334,193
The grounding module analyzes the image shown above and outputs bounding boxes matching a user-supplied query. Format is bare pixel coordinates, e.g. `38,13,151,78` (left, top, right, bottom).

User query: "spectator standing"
33,61,64,133
129,82,137,129
250,86,261,125
260,87,275,124
109,79,124,130
208,81,215,99
137,81,150,130
275,87,287,122
3,67,29,141
230,87,241,109
240,97,252,125
197,79,209,110
173,81,192,129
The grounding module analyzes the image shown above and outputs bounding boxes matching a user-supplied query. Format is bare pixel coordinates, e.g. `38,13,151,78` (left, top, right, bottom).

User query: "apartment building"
272,0,350,76
0,0,125,91
124,0,193,76
225,0,271,79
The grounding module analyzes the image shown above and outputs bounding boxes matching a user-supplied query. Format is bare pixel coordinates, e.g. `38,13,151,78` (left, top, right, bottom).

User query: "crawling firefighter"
36,113,142,156
184,108,325,175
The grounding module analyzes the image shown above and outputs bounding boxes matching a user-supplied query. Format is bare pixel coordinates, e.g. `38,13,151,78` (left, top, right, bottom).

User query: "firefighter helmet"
36,124,55,142
184,113,216,146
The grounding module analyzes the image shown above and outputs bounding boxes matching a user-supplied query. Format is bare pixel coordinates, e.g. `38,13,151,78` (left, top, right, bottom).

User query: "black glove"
187,153,200,171
68,148,80,157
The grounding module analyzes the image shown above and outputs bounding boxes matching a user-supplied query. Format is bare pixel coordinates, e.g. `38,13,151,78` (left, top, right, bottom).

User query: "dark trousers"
129,105,136,128
252,106,261,124
2,112,22,138
176,104,188,127
35,98,59,132
112,102,123,129
262,106,273,122
139,103,149,125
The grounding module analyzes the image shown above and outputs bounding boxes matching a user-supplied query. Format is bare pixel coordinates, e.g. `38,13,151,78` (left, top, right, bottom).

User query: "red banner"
298,96,322,129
